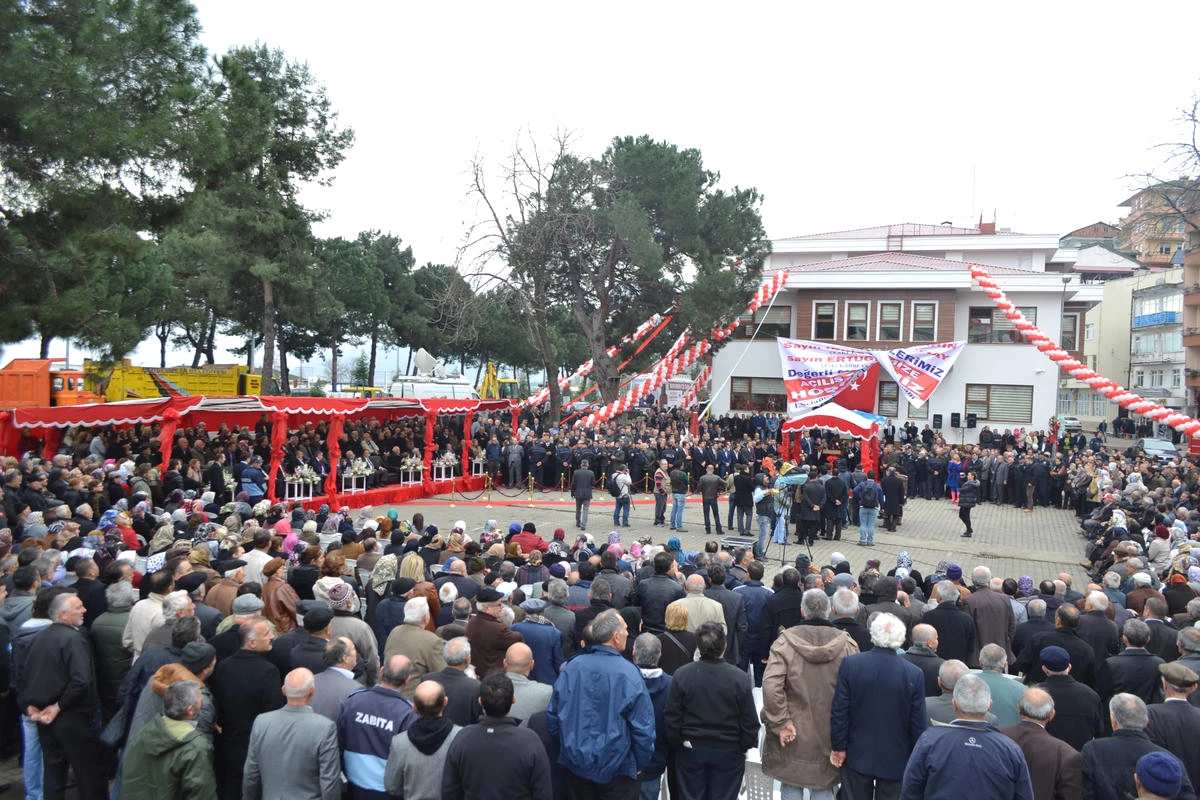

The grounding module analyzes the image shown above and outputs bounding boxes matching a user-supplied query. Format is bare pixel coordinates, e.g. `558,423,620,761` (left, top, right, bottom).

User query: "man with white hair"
976,643,1025,727
666,574,727,633
831,613,928,800
1077,591,1120,665
1000,688,1084,800
383,597,446,700
962,565,1015,669
900,674,1034,800
923,580,976,665
926,660,999,726
139,589,195,654
831,587,872,653
1081,693,1196,800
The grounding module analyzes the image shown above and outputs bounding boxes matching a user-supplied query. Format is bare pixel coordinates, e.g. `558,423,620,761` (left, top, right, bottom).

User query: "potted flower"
434,450,459,481
400,454,424,484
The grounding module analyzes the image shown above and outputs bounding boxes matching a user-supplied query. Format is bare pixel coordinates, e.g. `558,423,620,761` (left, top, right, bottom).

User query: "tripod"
761,514,813,568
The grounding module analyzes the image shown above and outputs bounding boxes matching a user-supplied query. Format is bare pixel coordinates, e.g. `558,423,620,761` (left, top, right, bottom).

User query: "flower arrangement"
401,455,424,471
346,458,373,478
435,451,459,468
289,464,320,484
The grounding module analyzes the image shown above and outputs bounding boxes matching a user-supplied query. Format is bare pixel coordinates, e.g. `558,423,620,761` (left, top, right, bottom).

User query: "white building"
709,223,1103,443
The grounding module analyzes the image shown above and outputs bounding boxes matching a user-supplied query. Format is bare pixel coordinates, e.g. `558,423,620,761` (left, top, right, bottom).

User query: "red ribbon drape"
267,411,288,503
422,413,435,487
462,411,474,468
324,416,344,497
781,430,792,462
863,436,879,478
41,427,62,460
158,408,181,474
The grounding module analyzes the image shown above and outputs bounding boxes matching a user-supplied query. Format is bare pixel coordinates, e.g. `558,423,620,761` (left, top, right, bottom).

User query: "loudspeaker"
932,414,943,429
966,413,977,429
950,412,961,428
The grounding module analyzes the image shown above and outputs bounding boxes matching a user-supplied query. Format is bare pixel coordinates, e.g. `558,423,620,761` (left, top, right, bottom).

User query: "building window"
1061,313,1079,351
813,302,836,340
845,302,869,341
911,302,937,341
1092,393,1108,417
1058,392,1072,414
907,399,927,419
737,306,791,339
1173,369,1183,388
730,377,785,412
877,381,900,418
964,384,1033,424
1150,369,1165,388
878,302,903,341
968,306,1037,344
1160,244,1172,255
1075,392,1090,416
1085,322,1095,341
1133,369,1145,387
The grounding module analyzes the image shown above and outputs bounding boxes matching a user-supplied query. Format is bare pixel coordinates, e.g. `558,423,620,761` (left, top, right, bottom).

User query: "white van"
388,377,480,400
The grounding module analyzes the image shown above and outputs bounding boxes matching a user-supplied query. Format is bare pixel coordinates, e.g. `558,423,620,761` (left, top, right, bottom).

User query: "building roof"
778,222,1017,241
767,251,1031,275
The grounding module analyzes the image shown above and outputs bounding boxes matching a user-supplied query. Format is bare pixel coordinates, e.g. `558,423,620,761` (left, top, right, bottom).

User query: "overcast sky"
9,1,1200,368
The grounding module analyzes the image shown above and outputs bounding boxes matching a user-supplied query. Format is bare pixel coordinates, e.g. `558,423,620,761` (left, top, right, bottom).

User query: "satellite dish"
414,348,445,378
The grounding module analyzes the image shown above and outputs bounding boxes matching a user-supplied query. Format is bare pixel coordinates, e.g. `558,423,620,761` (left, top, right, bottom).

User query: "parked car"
1057,415,1083,432
1134,437,1179,461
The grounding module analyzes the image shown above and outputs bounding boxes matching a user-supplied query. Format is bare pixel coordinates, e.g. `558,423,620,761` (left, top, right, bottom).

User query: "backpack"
857,482,878,509
609,475,622,497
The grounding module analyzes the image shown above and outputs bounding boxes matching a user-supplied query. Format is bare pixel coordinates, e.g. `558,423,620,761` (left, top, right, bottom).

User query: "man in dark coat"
1076,591,1121,665
1001,687,1084,800
703,565,748,667
1038,646,1104,752
758,567,806,656
831,613,927,799
465,588,524,679
1143,597,1181,663
423,637,482,728
1081,693,1196,800
798,476,825,546
901,624,945,698
1097,618,1166,708
1147,662,1200,790
209,617,284,800
1013,604,1099,689
822,468,848,541
922,581,975,665
881,467,906,531
961,566,1015,668
1013,598,1055,659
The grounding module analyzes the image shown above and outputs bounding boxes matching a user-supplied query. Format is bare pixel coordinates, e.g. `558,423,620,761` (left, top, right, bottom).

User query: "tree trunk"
367,328,378,388
39,334,51,358
260,278,275,394
279,347,291,395
155,322,170,368
530,287,562,427
204,313,217,364
405,349,413,376
330,346,339,392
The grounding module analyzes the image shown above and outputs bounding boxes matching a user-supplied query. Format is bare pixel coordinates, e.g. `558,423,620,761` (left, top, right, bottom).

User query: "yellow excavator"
477,362,520,400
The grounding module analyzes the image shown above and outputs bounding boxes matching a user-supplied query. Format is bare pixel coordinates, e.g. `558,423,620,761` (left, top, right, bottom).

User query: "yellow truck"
84,359,262,401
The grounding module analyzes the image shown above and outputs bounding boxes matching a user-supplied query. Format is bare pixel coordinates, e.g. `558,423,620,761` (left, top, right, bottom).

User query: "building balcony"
1186,288,1200,307
1186,331,1200,348
1188,374,1200,389
1130,350,1186,365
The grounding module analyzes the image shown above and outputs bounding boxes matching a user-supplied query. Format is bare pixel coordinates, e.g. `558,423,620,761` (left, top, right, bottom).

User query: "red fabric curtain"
324,416,344,497
157,407,182,474
0,414,17,461
863,436,880,478
462,412,474,468
41,427,62,460
781,430,791,463
267,411,288,503
423,414,435,472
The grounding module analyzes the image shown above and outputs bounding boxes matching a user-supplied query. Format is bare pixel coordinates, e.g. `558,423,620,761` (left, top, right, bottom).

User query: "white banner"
873,341,966,408
776,339,880,414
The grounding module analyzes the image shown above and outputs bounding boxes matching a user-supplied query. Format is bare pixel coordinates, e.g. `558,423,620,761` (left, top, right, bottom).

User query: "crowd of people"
0,409,1197,798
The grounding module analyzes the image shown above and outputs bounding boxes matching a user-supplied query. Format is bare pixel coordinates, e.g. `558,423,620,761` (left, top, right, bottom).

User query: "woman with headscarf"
262,557,300,634
114,511,141,552
366,553,399,623
441,531,466,565
547,528,569,557
188,545,220,582
147,520,177,556
288,545,324,600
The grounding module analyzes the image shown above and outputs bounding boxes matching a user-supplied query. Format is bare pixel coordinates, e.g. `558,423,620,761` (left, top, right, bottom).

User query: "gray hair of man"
633,633,662,669
1179,626,1200,654
590,577,613,603
971,566,992,588
1018,689,1055,722
911,624,937,648
1086,591,1110,612
684,574,706,595
161,590,191,621
869,612,906,650
952,673,992,716
832,588,860,619
162,679,202,721
105,580,136,611
1109,692,1149,730
979,643,1007,672
48,592,76,621
499,605,515,626
404,596,430,625
802,574,824,591
284,670,316,700
591,608,624,645
1026,598,1047,620
438,582,458,604
938,659,970,691
935,580,960,604
546,578,570,606
1102,571,1122,589
989,577,1003,592
452,597,471,620
322,637,354,669
801,588,831,620
443,636,471,666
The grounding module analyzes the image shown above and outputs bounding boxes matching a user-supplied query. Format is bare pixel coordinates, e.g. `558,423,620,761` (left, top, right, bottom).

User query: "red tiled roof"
767,252,1031,275
779,223,1016,240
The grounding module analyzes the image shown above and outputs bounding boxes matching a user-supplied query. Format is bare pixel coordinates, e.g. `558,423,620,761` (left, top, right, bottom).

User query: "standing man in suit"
831,613,927,800
1081,694,1196,800
1098,619,1166,709
881,467,906,532
1001,688,1084,800
1147,662,1200,790
310,637,361,722
571,460,595,531
962,566,1015,668
923,582,976,665
1037,647,1104,752
243,668,341,800
503,643,553,725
